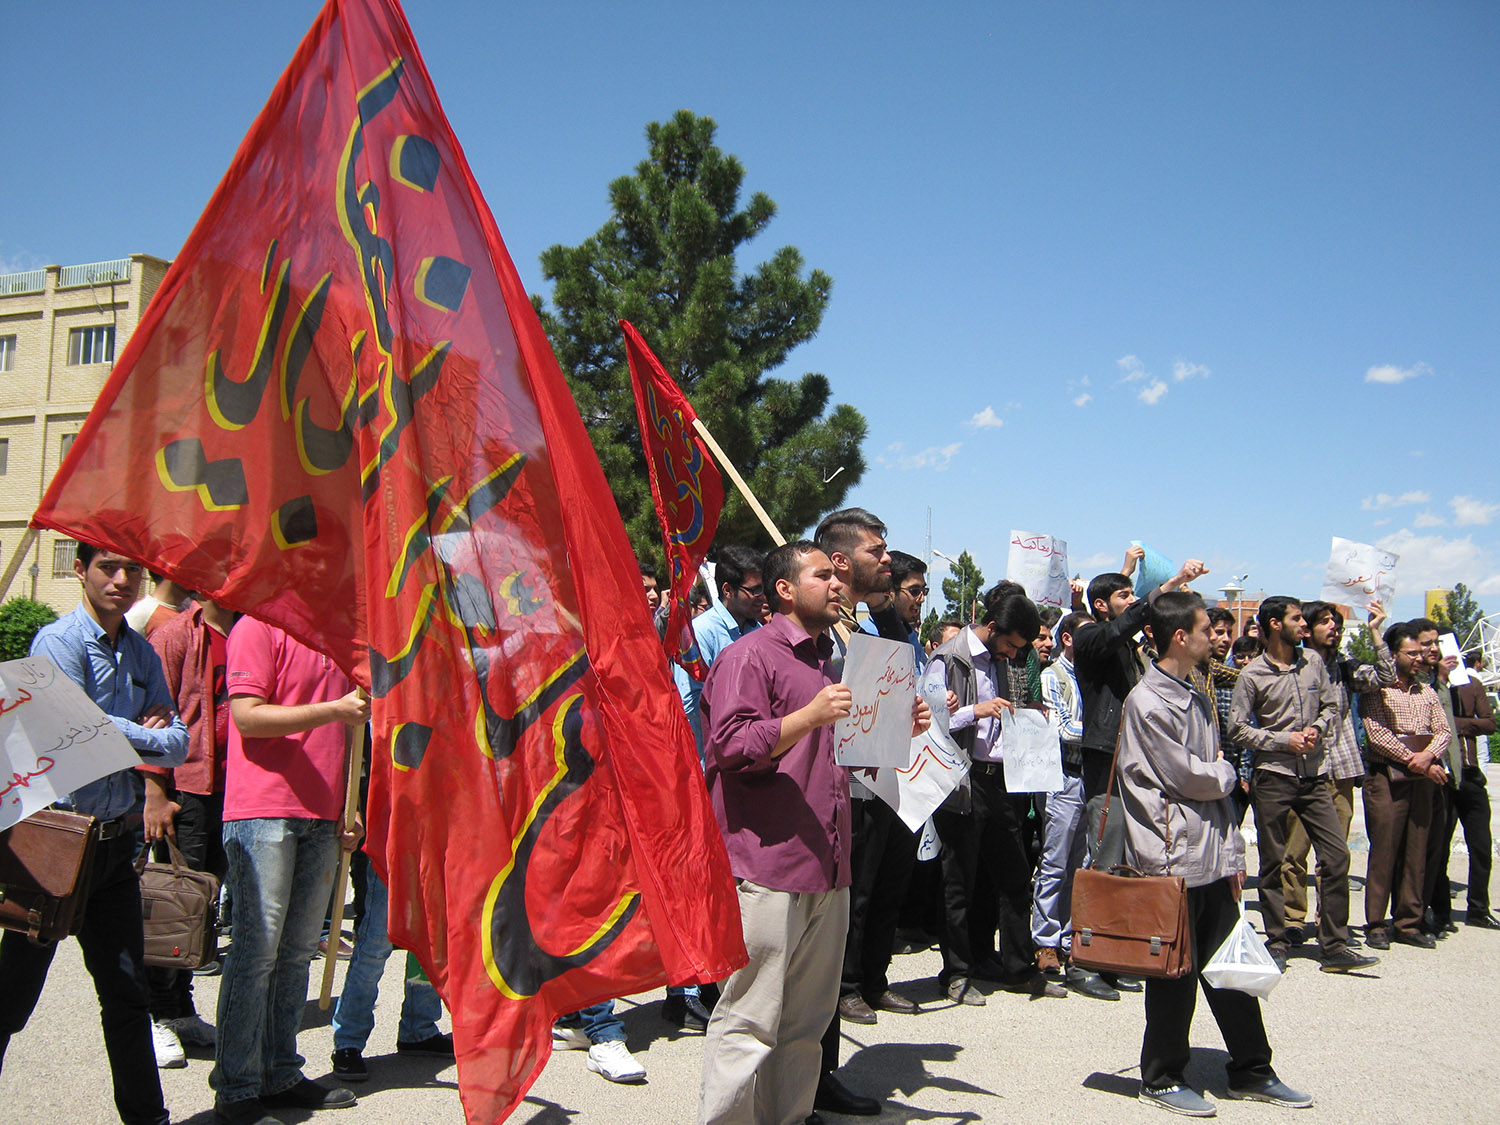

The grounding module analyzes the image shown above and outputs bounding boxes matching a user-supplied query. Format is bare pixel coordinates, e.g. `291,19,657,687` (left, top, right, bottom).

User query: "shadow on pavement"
842,1040,994,1107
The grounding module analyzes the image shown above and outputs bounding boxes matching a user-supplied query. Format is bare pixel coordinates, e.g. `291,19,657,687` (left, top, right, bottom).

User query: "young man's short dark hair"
762,540,821,612
889,551,926,587
1058,611,1093,643
1038,605,1063,630
1385,621,1423,652
1086,573,1134,620
983,593,1041,640
984,580,1026,606
638,558,658,580
1256,595,1301,639
1207,606,1236,630
1148,592,1206,655
714,544,767,597
75,540,100,568
1408,617,1440,635
813,508,886,559
936,619,964,637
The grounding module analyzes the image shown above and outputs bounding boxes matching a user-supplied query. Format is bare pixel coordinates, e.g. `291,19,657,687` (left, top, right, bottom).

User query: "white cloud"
881,442,962,472
1365,361,1432,385
1413,511,1446,528
1361,491,1430,511
1076,551,1119,572
967,406,1003,429
1172,360,1210,382
1138,379,1168,406
1072,393,1093,407
1117,355,1147,382
1375,528,1492,594
1477,575,1500,597
1373,518,1391,527
1450,495,1500,527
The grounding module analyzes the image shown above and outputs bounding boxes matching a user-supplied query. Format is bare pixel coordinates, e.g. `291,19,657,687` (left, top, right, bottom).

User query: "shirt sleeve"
1311,658,1340,738
1123,700,1238,802
1042,668,1083,741
702,646,784,774
226,617,276,700
1228,668,1288,752
1360,690,1415,765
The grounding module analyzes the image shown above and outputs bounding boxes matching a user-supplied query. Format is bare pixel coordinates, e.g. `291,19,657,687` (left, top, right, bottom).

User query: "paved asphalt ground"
5,769,1499,1124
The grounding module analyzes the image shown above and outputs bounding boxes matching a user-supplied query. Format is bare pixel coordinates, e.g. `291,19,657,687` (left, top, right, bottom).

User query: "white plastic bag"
1201,900,1282,998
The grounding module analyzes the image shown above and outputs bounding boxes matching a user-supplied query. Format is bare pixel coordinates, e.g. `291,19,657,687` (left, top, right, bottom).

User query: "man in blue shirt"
683,546,766,750
1,541,188,1125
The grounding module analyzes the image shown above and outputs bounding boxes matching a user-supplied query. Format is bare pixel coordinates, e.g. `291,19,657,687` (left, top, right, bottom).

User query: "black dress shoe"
261,1078,357,1111
1365,928,1391,950
662,993,712,1033
837,993,878,1025
1392,929,1436,949
815,1072,880,1116
1284,924,1307,947
1064,966,1120,1001
870,988,918,1014
1466,911,1500,930
1100,971,1143,993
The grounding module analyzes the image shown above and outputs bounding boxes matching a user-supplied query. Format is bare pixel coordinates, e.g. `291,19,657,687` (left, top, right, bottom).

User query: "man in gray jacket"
1228,596,1377,974
1119,592,1311,1117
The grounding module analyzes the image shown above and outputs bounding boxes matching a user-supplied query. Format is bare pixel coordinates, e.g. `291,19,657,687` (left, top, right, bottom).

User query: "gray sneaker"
1140,1084,1216,1117
1226,1078,1314,1108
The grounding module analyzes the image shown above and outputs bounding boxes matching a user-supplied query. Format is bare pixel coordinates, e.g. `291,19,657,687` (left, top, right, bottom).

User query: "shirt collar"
963,625,991,663
1147,660,1197,709
768,611,833,659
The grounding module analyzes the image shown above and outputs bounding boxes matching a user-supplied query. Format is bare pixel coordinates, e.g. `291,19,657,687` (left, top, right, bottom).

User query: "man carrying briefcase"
0,542,188,1125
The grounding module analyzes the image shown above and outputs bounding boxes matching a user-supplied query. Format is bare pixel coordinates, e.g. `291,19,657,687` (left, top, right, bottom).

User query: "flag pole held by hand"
319,693,367,1010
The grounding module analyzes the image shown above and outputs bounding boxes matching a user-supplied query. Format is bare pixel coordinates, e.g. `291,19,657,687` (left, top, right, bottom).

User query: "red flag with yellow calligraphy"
31,0,744,1119
621,320,723,681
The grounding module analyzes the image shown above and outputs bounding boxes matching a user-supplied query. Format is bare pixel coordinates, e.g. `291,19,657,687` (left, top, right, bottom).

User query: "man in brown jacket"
1433,653,1498,929
1119,591,1312,1117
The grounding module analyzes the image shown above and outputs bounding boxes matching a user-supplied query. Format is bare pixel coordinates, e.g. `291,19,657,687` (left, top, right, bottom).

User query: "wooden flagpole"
319,711,367,1009
690,418,786,546
0,527,39,602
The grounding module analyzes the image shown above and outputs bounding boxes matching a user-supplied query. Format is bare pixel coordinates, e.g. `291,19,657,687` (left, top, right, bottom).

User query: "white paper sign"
853,668,970,830
1439,633,1471,687
835,633,917,767
1320,536,1398,612
1007,530,1071,610
1000,706,1064,794
1,657,140,831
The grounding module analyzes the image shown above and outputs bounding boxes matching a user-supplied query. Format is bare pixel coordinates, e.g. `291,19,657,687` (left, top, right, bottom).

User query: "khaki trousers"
1362,766,1436,935
1281,778,1356,926
699,881,849,1125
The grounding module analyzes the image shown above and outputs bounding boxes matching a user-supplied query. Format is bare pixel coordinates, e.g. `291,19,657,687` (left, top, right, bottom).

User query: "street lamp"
1219,574,1248,635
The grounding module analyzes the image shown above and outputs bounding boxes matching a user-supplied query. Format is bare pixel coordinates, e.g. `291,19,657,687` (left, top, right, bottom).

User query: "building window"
67,325,115,366
0,438,8,474
60,433,75,461
52,538,77,579
0,335,14,371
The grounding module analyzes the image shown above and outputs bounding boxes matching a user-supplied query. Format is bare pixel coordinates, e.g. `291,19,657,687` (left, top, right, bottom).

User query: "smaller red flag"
622,321,724,680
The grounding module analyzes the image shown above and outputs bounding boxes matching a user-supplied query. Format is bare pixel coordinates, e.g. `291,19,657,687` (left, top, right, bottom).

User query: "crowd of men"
0,516,1495,1125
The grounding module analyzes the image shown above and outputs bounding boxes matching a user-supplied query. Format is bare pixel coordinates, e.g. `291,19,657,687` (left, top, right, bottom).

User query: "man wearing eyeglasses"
887,552,930,668
683,545,768,752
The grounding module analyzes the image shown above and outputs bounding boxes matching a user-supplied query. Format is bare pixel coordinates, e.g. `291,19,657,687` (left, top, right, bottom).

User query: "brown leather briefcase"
1070,863,1192,979
0,809,100,944
137,839,220,970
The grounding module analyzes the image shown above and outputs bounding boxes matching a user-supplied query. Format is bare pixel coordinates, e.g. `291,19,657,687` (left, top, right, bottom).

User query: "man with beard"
811,509,906,1117
1229,597,1378,974
698,541,927,1125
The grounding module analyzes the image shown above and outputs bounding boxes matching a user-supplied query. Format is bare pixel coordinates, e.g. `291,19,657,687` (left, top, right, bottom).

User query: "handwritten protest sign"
1320,537,1398,612
1131,541,1176,595
835,633,917,767
1439,633,1470,687
1,657,138,832
1007,530,1071,609
1000,706,1063,794
854,667,970,830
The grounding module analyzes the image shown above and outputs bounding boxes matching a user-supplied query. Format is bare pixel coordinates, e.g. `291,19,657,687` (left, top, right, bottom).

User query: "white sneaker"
165,1014,216,1048
585,1040,646,1083
152,1019,187,1069
551,1024,592,1051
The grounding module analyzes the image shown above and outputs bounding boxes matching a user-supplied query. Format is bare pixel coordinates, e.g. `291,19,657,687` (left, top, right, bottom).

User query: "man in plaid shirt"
1359,620,1453,949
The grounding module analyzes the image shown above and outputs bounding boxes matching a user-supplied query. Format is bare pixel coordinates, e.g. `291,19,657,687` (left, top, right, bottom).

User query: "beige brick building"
0,253,170,612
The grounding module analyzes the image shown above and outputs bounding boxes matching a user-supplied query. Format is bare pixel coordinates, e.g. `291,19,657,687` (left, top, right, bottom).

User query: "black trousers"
933,764,1036,982
1081,749,1126,869
1141,877,1276,1092
0,833,168,1125
1431,765,1494,922
840,797,917,1000
147,790,226,1019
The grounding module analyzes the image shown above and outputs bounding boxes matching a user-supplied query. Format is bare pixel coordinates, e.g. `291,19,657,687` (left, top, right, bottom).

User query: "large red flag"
31,0,744,1119
621,320,724,680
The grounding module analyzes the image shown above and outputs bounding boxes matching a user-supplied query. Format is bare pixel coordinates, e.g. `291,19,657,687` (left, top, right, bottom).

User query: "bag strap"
133,836,190,876
1095,723,1124,844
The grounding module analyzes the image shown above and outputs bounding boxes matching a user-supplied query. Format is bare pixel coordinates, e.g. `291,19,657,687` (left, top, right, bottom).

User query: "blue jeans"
557,1000,625,1044
211,818,337,1104
1031,768,1087,951
331,867,442,1050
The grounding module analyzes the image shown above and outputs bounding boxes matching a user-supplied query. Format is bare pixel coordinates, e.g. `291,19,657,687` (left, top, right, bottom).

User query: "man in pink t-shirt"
209,616,369,1125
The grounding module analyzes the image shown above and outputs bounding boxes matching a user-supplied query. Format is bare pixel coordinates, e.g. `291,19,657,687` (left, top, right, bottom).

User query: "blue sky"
6,1,1498,622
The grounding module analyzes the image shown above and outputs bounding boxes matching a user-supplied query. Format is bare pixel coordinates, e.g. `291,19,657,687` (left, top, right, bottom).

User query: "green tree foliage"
536,110,866,560
0,597,58,661
1430,582,1486,648
941,551,985,623
919,608,941,646
1346,623,1378,666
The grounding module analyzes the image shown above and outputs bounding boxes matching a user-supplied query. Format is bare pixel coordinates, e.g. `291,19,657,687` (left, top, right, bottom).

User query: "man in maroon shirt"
697,541,926,1125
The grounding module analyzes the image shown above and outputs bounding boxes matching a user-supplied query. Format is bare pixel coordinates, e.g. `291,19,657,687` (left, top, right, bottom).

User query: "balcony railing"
0,269,46,296
57,258,132,289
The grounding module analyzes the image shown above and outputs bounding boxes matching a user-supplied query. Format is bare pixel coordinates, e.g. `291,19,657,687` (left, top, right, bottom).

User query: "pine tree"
535,110,866,561
940,551,985,623
919,608,941,646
